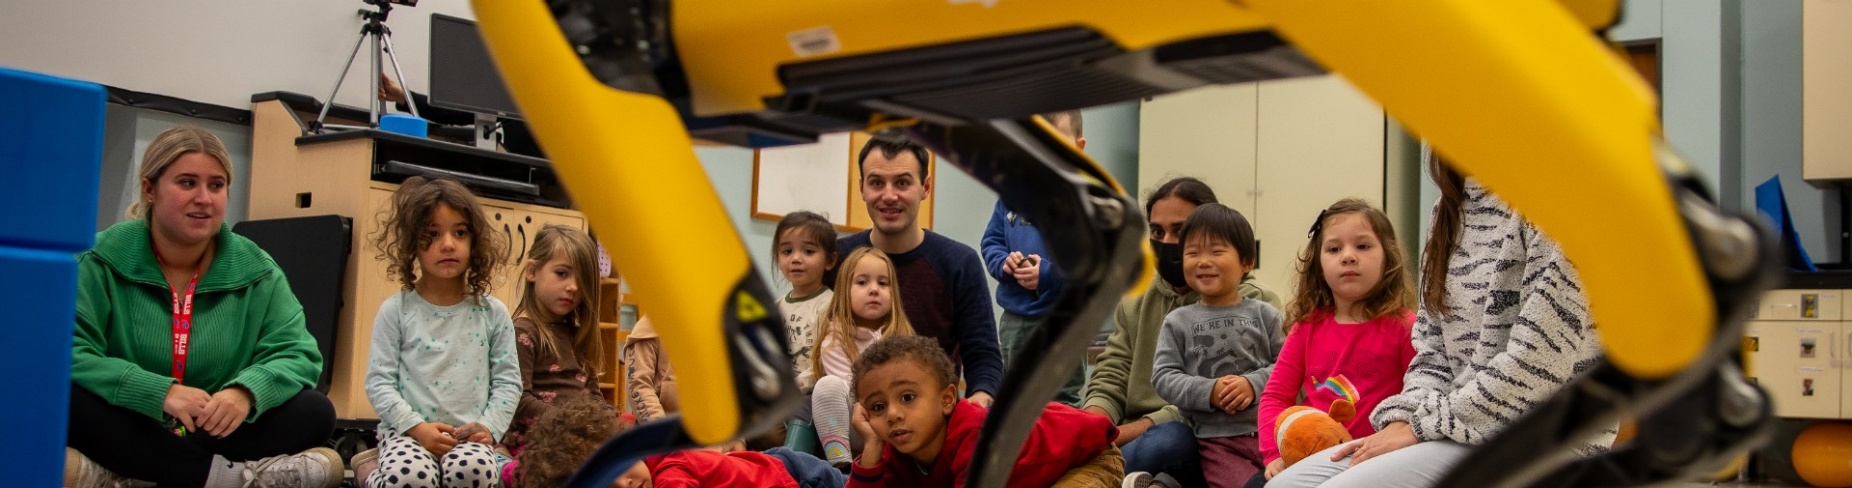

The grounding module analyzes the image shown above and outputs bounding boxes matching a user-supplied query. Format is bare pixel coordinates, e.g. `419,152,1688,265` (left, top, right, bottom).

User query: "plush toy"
1274,376,1360,467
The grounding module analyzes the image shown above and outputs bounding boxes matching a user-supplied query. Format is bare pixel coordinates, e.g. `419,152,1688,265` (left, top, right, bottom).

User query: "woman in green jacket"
65,126,341,488
1084,177,1284,488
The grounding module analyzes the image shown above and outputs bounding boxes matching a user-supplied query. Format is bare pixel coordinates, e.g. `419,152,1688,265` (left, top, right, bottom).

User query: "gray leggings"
1264,441,1470,488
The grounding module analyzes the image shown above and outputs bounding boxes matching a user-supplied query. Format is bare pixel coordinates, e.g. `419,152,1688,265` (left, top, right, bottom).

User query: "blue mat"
0,66,105,488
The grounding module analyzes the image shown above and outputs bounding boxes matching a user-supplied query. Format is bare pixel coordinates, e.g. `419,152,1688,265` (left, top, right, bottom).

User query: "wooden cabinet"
248,97,599,419
1804,0,1852,182
1139,75,1385,296
477,197,592,308
1745,289,1851,419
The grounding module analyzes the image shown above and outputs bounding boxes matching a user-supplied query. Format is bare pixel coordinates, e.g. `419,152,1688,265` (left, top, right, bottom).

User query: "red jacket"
849,401,1117,488
647,450,799,488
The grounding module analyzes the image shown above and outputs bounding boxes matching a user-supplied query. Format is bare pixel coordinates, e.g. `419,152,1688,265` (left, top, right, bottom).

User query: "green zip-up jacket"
72,220,322,422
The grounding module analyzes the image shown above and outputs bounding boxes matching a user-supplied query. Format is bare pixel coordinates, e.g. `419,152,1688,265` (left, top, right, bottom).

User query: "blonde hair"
129,125,233,219
811,247,915,377
515,225,605,378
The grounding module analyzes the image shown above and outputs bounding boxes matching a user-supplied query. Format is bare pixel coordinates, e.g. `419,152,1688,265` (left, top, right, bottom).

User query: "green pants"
999,311,1086,406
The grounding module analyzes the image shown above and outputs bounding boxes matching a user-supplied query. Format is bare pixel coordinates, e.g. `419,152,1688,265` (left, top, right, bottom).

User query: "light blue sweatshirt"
366,290,522,442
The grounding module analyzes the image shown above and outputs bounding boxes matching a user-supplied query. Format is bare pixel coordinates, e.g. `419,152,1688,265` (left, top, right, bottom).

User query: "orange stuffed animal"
1274,376,1359,467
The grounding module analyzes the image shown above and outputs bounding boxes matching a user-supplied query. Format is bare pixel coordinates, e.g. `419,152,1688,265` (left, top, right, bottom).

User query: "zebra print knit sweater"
1370,180,1614,456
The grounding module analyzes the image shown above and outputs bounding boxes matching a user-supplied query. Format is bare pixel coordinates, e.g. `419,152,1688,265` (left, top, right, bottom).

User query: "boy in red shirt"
848,336,1123,488
519,397,844,488
614,447,847,488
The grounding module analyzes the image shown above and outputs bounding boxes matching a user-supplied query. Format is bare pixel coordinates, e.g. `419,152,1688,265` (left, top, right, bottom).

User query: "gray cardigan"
1370,180,1615,457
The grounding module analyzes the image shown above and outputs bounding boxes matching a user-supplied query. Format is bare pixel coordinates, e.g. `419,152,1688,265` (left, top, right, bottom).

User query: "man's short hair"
857,137,932,180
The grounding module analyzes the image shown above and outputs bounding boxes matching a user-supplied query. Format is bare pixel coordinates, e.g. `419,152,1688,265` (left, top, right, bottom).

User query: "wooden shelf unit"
598,276,631,409
248,95,589,419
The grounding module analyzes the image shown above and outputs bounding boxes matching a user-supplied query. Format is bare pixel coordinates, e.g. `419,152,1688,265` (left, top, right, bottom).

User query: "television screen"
428,13,521,120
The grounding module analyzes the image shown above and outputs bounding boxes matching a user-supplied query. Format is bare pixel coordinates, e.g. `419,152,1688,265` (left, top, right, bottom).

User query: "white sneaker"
63,448,153,488
1122,471,1155,488
240,447,344,488
350,448,379,486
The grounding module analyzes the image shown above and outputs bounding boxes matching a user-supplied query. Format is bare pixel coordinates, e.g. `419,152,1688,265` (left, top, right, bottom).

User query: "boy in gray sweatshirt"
1149,203,1285,488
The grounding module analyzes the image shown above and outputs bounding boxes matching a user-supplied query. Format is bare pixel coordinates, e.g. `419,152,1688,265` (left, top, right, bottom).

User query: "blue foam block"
1755,175,1817,271
0,67,106,252
0,247,77,488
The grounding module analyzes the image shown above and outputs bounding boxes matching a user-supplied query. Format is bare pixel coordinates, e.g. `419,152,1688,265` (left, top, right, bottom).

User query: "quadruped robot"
468,1,1781,486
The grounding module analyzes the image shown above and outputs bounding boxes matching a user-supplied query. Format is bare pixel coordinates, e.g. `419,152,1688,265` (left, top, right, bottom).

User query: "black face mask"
1152,240,1187,289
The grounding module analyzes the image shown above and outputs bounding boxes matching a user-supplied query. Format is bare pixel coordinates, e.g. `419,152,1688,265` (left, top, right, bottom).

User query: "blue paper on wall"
1755,175,1817,271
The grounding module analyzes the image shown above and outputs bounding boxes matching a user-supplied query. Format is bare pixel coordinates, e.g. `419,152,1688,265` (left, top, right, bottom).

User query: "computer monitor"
428,13,521,120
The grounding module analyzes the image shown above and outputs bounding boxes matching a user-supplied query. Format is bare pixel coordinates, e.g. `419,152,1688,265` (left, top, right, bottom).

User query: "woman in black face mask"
1080,177,1285,488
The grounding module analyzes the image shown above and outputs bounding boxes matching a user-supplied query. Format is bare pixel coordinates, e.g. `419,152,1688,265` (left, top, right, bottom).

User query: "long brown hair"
1285,198,1415,330
373,176,504,299
1421,152,1469,318
516,224,604,378
811,247,915,378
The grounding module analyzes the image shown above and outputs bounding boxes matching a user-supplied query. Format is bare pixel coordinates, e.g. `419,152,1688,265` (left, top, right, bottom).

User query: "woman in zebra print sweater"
1266,155,1612,488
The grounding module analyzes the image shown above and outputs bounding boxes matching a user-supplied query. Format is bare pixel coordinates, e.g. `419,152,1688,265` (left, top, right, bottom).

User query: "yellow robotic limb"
471,0,1777,486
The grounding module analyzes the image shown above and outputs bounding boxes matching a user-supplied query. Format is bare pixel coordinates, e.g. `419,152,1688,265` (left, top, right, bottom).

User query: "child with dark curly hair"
848,336,1124,488
360,177,522,488
514,398,634,488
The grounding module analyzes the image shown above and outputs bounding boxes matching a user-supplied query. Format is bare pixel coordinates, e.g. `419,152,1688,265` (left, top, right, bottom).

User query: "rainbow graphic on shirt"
1315,375,1358,403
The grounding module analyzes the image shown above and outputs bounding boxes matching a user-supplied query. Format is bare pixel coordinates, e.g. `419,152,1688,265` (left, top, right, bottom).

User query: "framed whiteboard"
752,132,933,231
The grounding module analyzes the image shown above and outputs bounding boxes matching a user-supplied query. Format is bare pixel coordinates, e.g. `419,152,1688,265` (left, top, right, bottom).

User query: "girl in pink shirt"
810,247,916,467
1258,199,1417,481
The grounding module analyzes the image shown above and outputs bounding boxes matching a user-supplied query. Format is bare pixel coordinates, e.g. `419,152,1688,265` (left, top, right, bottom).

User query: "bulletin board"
752,132,933,231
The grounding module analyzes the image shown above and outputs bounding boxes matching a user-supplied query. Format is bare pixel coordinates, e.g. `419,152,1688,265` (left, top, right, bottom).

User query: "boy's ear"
941,383,958,411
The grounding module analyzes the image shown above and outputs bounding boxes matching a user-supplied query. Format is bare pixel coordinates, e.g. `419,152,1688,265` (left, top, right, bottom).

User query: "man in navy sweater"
981,110,1083,406
838,137,1002,408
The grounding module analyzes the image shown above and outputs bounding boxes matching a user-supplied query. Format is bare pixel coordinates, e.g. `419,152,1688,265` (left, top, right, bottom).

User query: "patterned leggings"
811,375,860,465
368,436,505,488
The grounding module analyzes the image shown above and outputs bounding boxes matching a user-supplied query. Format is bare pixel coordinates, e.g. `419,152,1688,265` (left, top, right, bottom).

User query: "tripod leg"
369,28,382,126
380,32,420,119
314,29,371,132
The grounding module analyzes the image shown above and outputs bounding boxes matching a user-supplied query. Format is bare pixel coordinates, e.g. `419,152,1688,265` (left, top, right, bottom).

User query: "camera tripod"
310,0,420,133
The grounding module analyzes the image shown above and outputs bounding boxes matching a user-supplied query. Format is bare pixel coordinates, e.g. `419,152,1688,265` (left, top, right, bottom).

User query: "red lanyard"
153,245,204,384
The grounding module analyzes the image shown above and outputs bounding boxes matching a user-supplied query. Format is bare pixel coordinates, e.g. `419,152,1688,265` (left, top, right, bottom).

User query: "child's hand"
454,422,493,445
851,403,877,443
1214,376,1253,413
852,403,884,469
1004,252,1025,273
408,422,459,456
1209,376,1238,411
1011,254,1042,291
1265,458,1286,479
